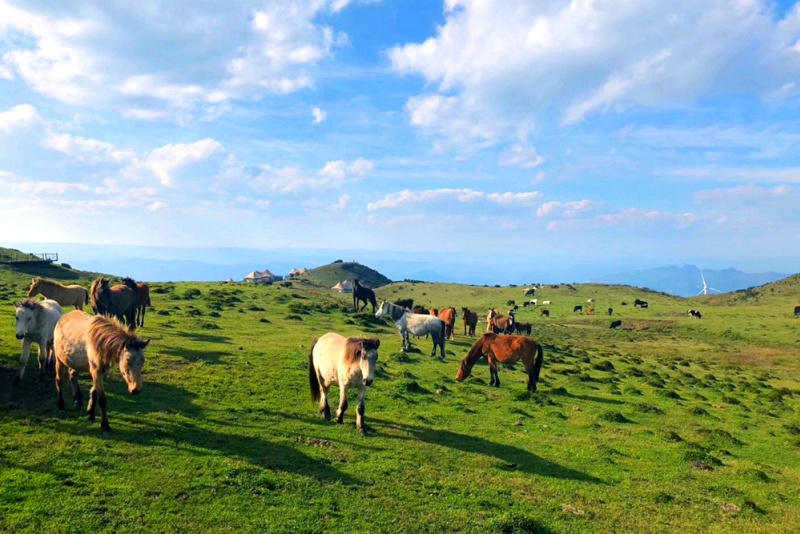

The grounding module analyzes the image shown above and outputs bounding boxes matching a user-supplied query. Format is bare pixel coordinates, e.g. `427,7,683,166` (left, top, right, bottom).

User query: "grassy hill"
1,262,799,532
299,260,391,289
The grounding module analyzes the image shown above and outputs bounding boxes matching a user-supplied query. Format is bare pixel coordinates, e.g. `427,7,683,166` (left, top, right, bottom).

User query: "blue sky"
3,0,800,274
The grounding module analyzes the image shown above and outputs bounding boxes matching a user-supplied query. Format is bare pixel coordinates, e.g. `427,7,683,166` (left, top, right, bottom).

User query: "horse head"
119,337,149,395
356,338,380,386
13,300,36,339
27,278,42,297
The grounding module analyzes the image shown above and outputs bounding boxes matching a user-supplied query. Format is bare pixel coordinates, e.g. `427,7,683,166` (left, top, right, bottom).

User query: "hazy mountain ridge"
592,265,788,297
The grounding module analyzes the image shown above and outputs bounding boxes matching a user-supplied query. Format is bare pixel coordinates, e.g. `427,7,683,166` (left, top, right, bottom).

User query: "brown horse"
461,307,478,336
134,282,151,327
27,277,89,310
455,332,543,392
513,321,532,335
487,309,514,334
412,306,429,315
90,277,137,328
438,307,457,340
53,310,149,433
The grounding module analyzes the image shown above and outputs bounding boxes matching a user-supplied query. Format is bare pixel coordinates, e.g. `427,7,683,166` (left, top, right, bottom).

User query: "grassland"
0,265,799,533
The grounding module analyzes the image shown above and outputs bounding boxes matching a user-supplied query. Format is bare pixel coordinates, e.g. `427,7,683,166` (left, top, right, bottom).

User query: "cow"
610,320,622,330
524,288,536,297
585,308,594,315
530,299,537,306
540,309,550,317
688,309,702,319
573,305,583,313
522,302,530,307
621,301,628,306
640,302,648,309
794,306,800,317
506,300,516,306
587,298,595,303
541,300,551,305
634,299,647,308
607,307,613,316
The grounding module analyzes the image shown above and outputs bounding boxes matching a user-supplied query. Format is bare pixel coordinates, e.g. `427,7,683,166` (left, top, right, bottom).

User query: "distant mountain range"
592,265,788,298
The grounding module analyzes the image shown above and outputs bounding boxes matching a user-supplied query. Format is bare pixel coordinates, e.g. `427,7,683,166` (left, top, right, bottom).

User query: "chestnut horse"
133,281,151,327
461,307,478,336
438,307,457,340
487,309,514,334
455,333,544,392
54,310,149,433
27,278,89,310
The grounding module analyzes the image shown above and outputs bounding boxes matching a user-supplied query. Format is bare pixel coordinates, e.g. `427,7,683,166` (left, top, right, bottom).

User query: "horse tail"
309,338,321,403
532,342,544,384
84,288,90,307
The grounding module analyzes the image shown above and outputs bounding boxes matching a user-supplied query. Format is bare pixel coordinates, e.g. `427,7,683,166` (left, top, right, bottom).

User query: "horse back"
54,310,93,372
488,335,538,364
311,332,349,385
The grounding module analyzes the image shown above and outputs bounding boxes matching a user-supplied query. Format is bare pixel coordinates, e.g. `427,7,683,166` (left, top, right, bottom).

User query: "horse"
134,282,151,327
610,319,622,329
540,309,550,317
461,307,478,336
455,333,544,393
27,277,89,310
429,308,439,316
53,310,149,433
90,277,137,328
352,278,377,313
513,321,532,335
308,332,380,436
394,298,414,310
412,306,429,315
13,298,62,383
438,307,457,340
487,309,514,334
375,301,446,359
585,308,595,315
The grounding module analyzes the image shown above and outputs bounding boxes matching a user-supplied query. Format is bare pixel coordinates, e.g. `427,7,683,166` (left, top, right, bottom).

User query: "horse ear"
372,338,380,348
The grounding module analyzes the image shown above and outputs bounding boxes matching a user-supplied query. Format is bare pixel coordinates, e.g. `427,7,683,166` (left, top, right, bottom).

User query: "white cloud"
367,188,541,211
0,104,42,133
252,157,374,194
0,1,352,116
44,132,136,164
694,184,792,203
145,138,223,186
312,106,327,124
390,1,800,151
537,200,594,218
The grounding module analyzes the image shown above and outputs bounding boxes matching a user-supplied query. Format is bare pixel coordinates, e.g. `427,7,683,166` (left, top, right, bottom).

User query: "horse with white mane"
375,300,446,359
27,277,89,310
13,298,63,383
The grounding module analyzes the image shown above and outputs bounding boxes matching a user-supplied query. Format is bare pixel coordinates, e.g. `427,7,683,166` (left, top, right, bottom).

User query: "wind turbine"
696,271,721,296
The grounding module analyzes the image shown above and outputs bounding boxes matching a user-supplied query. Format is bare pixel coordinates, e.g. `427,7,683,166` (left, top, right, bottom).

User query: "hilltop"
298,260,391,289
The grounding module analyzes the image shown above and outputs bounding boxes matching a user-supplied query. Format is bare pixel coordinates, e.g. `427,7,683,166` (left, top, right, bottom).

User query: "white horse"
13,298,63,383
309,332,380,436
375,300,446,359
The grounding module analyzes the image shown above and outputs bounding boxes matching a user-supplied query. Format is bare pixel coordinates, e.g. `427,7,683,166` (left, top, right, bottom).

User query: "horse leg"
488,356,500,387
336,384,349,424
318,381,331,421
56,358,68,410
140,305,146,327
92,371,111,433
15,338,33,384
87,386,97,422
356,385,367,436
99,389,111,433
70,369,83,407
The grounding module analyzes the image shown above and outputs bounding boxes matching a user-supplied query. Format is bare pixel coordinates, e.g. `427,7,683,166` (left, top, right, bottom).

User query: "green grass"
1,264,799,532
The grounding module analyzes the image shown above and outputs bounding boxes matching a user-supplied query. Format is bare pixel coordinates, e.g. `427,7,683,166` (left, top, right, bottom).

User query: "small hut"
332,280,354,293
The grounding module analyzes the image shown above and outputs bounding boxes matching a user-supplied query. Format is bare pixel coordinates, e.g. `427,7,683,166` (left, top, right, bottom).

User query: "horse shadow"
371,418,605,485
158,346,232,365
550,389,624,406
176,331,232,344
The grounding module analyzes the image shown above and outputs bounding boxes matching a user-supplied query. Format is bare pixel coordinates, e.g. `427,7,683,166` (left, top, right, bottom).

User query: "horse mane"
121,277,137,289
386,301,406,321
344,337,380,363
457,333,494,378
88,315,145,364
17,298,43,310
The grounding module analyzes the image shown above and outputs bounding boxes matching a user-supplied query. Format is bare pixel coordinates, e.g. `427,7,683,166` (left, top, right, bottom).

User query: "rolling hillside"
298,260,392,289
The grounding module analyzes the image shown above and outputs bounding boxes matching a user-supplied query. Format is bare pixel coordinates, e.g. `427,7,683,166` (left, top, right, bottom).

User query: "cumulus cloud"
537,200,595,218
252,157,374,194
145,138,223,186
0,104,42,133
312,106,327,124
44,132,136,164
367,188,541,211
390,0,800,150
694,184,792,203
0,1,352,116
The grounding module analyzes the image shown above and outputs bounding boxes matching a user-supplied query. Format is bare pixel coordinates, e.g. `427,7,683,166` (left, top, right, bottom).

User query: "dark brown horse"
487,309,514,334
133,282,151,327
412,306,429,315
513,321,532,335
461,307,478,336
90,277,138,328
437,307,457,340
455,332,543,392
352,279,377,313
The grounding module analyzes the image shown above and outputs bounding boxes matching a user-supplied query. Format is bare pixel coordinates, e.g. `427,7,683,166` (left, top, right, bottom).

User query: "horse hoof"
359,428,367,437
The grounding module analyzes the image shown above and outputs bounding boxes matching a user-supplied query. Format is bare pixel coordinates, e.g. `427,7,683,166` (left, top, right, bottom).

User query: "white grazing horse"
13,298,63,383
309,332,380,436
375,300,446,359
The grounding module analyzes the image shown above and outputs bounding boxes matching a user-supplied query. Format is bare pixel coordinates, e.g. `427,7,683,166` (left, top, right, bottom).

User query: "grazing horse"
455,333,544,393
133,282,151,327
394,298,414,310
53,310,149,433
438,307,457,340
540,309,550,317
375,301,446,359
13,299,62,383
90,277,138,328
461,307,478,336
352,279,377,313
27,277,89,310
308,332,380,436
513,321,532,335
573,305,583,313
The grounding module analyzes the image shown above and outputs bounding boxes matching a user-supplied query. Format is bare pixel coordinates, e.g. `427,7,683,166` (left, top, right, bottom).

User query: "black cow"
607,307,613,316
794,306,800,317
573,305,583,313
522,302,530,307
634,299,648,308
506,300,516,306
621,301,628,306
610,320,622,330
540,309,550,317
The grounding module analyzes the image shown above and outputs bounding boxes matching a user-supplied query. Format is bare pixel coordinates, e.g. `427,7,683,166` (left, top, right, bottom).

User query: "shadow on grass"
159,346,232,365
176,331,232,344
551,389,624,406
372,418,605,484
